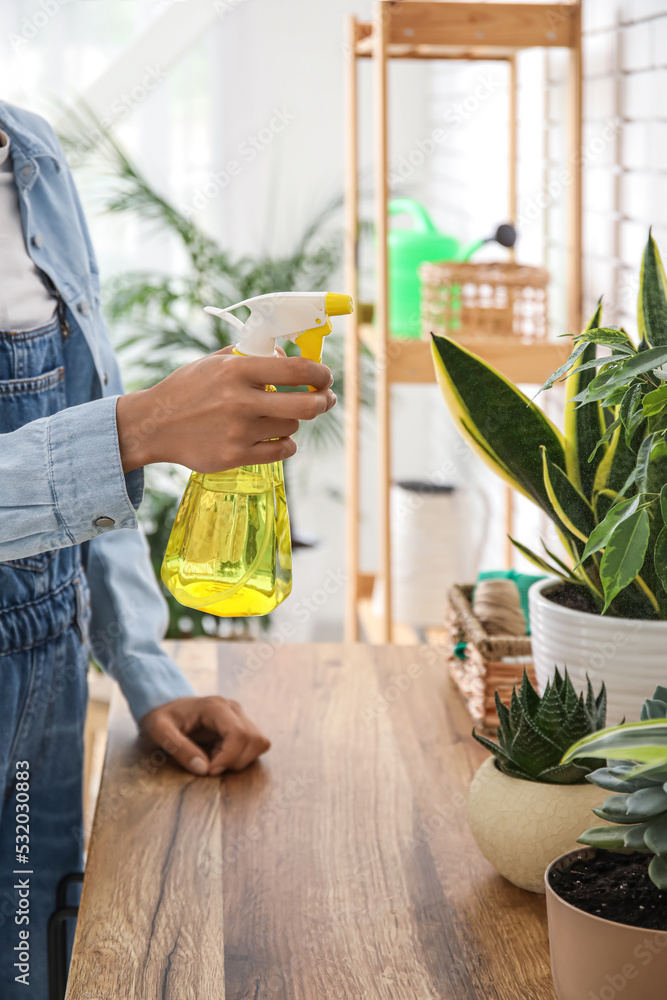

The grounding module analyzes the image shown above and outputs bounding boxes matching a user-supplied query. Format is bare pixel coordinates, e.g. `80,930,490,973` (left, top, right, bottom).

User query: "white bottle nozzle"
204,291,353,360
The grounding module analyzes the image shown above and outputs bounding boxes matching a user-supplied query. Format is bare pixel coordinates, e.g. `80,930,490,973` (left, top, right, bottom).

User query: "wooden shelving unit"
343,1,583,643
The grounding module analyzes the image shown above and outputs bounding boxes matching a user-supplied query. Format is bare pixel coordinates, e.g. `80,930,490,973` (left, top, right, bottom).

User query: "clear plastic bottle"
161,462,291,617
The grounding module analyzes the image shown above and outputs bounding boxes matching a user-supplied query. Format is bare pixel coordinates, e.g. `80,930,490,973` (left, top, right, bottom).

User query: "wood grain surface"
67,642,556,999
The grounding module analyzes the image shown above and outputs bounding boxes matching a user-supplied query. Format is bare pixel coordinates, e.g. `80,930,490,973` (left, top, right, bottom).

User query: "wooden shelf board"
359,323,572,385
355,2,576,53
356,43,515,60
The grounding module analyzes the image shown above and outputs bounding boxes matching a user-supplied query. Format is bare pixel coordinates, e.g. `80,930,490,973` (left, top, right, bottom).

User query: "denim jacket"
0,100,195,721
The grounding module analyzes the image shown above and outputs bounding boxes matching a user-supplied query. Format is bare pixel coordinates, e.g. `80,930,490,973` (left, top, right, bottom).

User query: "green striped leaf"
565,318,608,497
593,423,640,519
431,335,565,513
541,448,596,542
508,537,567,578
600,508,650,612
562,719,667,766
638,231,667,347
654,526,667,591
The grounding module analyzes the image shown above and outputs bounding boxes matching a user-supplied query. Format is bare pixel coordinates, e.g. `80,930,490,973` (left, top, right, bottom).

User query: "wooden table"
66,642,556,999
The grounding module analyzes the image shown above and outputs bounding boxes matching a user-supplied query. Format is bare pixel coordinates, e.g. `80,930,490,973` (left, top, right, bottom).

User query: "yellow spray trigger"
295,319,333,390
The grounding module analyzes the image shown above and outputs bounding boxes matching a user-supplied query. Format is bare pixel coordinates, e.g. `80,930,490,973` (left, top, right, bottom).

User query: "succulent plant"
474,669,607,784
563,685,667,889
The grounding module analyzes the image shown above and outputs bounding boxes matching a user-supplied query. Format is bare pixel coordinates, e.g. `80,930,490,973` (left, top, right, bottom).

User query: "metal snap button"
94,516,115,528
77,300,91,315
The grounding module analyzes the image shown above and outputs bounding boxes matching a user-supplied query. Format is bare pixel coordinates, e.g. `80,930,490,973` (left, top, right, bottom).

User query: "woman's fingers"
250,438,298,464
254,416,300,441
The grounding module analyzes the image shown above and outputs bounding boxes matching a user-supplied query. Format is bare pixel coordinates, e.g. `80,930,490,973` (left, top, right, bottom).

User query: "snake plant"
431,231,667,620
562,686,667,889
473,668,607,783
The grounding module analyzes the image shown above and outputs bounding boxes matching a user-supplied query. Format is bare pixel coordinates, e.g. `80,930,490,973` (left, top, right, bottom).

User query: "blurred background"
0,0,662,642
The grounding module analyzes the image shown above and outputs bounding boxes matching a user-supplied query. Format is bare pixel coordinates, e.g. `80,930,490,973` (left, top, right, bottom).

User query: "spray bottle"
161,291,354,617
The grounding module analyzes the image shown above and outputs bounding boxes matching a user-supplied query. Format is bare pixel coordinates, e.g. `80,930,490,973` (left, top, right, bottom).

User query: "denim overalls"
0,315,91,999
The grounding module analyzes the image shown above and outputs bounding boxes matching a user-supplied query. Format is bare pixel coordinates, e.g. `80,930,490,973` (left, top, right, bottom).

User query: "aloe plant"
473,669,607,783
431,231,667,619
562,686,667,889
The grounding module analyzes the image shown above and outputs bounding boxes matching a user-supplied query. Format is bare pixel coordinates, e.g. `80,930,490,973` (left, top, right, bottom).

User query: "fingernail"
189,756,208,775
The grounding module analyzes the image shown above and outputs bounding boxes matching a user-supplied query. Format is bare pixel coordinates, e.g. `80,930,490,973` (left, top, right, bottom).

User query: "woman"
0,101,336,998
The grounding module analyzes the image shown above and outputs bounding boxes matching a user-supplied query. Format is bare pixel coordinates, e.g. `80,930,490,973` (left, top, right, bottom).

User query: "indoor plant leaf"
562,718,667,765
625,785,667,819
508,537,569,578
576,495,640,566
564,302,607,499
574,326,636,352
577,825,629,850
644,813,667,854
624,822,652,850
648,854,667,888
541,448,596,542
642,383,667,418
430,335,565,514
638,230,667,347
599,508,650,612
654,526,667,592
537,761,591,784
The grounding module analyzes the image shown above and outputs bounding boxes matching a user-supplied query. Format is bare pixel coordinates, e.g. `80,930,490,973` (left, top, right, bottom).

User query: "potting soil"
549,850,667,931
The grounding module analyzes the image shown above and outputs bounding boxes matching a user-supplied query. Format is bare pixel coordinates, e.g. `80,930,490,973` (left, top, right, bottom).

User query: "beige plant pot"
546,848,667,1000
467,757,610,893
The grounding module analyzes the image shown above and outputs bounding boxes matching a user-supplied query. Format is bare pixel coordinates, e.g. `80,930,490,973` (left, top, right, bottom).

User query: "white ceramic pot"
467,757,609,893
528,578,667,726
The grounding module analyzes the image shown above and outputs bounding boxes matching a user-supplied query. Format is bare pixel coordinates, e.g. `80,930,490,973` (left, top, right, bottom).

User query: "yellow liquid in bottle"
161,462,292,617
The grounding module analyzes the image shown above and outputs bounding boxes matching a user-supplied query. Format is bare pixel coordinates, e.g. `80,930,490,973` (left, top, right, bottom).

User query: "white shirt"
0,129,56,332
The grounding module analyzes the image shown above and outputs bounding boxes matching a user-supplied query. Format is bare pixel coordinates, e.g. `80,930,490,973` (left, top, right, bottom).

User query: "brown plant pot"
545,848,667,1000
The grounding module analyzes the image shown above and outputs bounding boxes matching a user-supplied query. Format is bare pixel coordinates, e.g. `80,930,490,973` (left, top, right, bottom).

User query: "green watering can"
388,198,516,338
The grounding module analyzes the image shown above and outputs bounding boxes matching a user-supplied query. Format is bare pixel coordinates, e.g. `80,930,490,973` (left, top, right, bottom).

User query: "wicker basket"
447,584,535,731
420,260,549,343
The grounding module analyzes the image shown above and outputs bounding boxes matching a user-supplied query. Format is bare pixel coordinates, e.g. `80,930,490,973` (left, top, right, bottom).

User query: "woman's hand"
116,347,336,473
140,695,271,776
